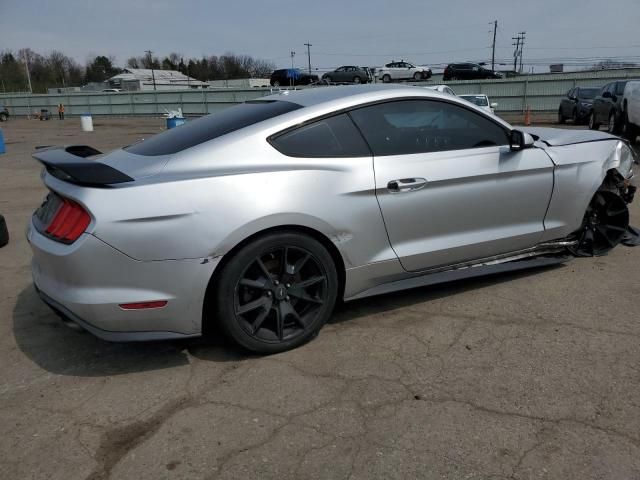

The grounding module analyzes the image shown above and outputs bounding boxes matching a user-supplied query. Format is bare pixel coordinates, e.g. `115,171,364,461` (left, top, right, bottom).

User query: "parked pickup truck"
623,80,640,141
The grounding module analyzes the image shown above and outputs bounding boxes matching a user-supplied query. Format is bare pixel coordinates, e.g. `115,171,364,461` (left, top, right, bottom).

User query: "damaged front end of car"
569,140,637,256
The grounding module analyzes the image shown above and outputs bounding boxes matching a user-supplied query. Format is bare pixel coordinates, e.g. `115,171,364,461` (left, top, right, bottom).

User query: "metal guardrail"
2,68,640,116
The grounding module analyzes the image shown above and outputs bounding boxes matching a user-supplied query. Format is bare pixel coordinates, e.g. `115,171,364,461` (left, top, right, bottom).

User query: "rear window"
269,113,371,158
460,95,489,107
125,100,302,156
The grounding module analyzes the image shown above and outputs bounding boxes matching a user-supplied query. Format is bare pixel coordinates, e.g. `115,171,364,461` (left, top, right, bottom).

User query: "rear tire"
608,111,620,134
353,76,361,84
0,113,8,122
413,72,422,81
212,232,338,354
382,74,391,83
588,112,600,130
272,80,280,87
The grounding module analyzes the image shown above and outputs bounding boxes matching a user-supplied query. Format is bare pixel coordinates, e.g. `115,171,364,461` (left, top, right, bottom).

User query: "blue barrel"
166,117,186,129
0,128,5,155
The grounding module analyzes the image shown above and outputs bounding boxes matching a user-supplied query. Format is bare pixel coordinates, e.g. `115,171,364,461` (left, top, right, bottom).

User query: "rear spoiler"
32,145,134,186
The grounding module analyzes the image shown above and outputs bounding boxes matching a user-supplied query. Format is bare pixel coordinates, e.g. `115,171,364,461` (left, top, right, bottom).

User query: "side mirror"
602,91,612,99
490,102,498,109
510,130,535,151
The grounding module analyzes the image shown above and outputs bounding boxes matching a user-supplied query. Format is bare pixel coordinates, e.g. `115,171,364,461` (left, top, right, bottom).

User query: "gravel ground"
0,117,639,480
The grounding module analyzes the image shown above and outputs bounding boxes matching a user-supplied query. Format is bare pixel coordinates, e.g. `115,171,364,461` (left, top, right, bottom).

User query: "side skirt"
346,255,571,301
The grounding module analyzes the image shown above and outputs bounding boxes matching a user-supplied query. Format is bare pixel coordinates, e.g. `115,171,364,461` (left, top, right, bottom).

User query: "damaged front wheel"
568,191,629,257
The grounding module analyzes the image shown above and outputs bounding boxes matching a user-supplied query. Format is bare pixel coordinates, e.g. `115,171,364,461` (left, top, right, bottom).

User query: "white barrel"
80,114,94,132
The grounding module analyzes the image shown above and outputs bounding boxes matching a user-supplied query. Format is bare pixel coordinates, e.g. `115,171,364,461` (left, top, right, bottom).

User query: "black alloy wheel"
568,191,629,257
214,232,338,353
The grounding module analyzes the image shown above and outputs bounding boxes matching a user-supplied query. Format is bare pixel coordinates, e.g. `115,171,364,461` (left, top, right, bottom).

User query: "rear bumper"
28,218,219,341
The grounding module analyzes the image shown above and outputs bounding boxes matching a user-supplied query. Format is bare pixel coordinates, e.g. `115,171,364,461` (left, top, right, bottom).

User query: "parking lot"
1,117,639,479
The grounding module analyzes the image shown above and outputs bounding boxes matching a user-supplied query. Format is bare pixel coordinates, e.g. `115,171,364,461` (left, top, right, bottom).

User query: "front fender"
540,140,620,241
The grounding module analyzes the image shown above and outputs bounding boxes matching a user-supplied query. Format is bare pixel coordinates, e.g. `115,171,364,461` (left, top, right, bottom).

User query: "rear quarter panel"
48,129,395,270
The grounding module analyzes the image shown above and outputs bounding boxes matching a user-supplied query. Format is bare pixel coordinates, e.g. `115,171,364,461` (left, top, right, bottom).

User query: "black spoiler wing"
32,146,134,186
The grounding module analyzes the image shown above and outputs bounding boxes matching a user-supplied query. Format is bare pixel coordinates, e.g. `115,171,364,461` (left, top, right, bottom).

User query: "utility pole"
491,20,497,72
145,50,157,91
518,32,526,73
512,33,523,74
304,42,312,74
23,50,33,93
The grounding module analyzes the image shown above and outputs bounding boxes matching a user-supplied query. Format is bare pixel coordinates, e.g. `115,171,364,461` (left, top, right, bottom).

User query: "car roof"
260,85,511,130
262,85,438,107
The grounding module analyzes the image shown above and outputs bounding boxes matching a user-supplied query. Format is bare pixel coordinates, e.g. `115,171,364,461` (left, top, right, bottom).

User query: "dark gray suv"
322,66,372,84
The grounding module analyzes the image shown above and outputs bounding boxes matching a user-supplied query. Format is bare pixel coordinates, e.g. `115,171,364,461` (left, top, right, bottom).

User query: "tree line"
0,49,276,93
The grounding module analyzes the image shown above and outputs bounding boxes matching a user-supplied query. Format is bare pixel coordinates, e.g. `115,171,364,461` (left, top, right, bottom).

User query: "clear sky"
1,0,639,73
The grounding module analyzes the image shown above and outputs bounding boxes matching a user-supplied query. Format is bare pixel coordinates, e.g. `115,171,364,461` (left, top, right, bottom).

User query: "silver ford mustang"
28,85,636,353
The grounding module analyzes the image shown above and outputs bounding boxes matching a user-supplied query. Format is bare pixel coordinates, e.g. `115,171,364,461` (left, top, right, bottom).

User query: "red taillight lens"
45,198,90,243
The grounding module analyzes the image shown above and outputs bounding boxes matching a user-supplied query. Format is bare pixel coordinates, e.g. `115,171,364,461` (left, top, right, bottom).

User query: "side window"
615,82,626,95
270,113,371,158
349,100,508,156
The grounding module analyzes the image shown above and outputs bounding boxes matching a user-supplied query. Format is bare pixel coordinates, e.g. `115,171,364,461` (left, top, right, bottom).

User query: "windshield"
460,95,489,107
579,88,599,99
125,100,302,156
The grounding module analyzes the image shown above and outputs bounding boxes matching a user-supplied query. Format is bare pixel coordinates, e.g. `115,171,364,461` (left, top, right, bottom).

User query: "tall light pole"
304,42,312,74
290,51,296,69
145,50,157,90
23,50,33,93
490,20,497,72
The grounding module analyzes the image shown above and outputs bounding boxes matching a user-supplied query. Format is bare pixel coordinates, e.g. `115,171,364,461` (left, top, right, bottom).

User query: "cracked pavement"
1,118,639,479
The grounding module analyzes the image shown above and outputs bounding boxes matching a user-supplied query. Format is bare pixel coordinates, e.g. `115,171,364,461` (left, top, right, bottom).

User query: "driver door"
349,99,555,271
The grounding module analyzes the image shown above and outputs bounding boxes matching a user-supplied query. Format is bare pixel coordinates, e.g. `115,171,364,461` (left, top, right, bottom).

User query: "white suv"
377,61,432,83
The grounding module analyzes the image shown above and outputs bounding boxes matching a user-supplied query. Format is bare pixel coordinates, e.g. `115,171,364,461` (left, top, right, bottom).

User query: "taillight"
44,197,91,244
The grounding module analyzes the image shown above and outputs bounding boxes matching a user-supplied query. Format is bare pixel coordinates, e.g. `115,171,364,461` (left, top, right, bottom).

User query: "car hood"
524,127,616,146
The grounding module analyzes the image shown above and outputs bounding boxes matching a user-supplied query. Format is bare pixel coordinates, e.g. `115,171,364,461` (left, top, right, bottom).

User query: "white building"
105,68,208,91
207,78,271,88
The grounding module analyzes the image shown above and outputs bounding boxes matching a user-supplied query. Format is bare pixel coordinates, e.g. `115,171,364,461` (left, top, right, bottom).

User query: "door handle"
387,177,427,193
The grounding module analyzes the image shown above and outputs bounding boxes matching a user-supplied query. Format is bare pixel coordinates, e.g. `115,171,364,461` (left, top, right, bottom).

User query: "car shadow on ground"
12,263,564,378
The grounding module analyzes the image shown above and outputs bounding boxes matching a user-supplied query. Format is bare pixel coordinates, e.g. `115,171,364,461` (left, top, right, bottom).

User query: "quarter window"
270,113,370,158
349,100,508,156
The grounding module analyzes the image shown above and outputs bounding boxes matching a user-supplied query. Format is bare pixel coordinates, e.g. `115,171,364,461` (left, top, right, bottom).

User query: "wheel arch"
202,224,347,334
